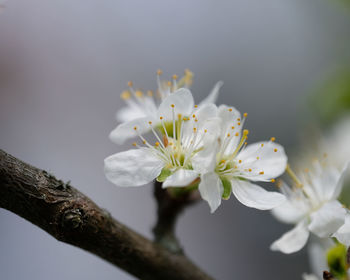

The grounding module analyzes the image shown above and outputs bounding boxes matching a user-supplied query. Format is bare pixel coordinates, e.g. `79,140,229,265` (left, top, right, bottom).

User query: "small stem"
152,180,200,254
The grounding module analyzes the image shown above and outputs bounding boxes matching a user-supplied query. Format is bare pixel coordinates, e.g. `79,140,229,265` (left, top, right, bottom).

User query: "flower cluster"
104,70,288,213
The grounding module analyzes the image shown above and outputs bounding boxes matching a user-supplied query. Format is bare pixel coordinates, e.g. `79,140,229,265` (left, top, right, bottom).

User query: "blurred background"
1,0,350,279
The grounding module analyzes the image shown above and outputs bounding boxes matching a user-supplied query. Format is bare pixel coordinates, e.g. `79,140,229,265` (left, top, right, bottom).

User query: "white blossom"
111,69,223,144
168,105,288,213
270,161,349,254
105,90,220,188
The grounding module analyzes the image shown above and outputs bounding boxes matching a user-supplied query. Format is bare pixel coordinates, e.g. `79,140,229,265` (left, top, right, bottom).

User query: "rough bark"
0,149,213,280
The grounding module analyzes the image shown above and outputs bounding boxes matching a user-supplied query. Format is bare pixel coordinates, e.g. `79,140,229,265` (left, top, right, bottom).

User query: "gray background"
1,0,350,279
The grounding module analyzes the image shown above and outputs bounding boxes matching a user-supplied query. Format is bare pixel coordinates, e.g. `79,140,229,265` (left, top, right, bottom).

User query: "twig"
152,180,200,253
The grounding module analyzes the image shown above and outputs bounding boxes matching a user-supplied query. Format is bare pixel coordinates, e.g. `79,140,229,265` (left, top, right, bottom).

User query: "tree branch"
0,149,213,280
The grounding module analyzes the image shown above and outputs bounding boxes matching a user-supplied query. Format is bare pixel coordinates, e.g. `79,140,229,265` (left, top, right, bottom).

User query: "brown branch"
0,149,213,280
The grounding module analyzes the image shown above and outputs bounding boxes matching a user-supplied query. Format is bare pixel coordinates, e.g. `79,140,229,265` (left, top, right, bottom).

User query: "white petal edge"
157,88,194,119
198,81,223,106
237,141,288,182
109,117,155,145
198,172,223,213
104,149,164,187
308,200,346,238
333,213,350,246
231,180,286,210
163,169,199,188
271,200,307,224
302,274,319,280
270,219,310,254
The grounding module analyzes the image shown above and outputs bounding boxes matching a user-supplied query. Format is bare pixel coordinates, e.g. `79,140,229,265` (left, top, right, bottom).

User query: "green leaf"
157,168,172,182
221,177,232,200
327,242,348,280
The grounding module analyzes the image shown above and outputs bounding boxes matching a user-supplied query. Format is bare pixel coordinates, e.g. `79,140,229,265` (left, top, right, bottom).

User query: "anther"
274,148,278,152
159,116,163,120
127,81,133,87
228,108,233,112
194,105,198,108
132,142,137,147
239,160,242,163
237,122,241,126
133,126,137,130
248,168,252,172
231,126,235,129
121,91,131,100
270,179,275,183
235,132,239,136
135,90,143,98
256,157,259,160
172,74,178,80
171,104,175,108
148,121,152,125
227,133,231,137
270,137,276,142
237,118,241,121
167,81,172,87
157,69,163,75
155,142,160,147
261,143,264,147
243,129,249,136
204,129,208,133
243,113,248,118
259,171,264,175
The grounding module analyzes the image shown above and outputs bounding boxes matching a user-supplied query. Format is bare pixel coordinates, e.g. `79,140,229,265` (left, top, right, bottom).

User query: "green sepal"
327,242,348,280
157,168,172,182
221,177,232,200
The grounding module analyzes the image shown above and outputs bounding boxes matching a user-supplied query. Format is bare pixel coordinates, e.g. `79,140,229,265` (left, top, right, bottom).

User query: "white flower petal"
198,172,223,213
104,149,164,187
109,117,155,145
192,142,218,174
157,88,194,119
331,161,350,200
198,81,223,106
308,200,346,238
231,180,286,210
270,219,310,254
333,213,350,246
302,273,319,280
271,199,307,224
163,169,199,188
237,141,287,181
116,106,146,123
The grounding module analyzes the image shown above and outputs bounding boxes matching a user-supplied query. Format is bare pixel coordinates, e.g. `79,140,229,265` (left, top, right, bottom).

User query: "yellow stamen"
127,81,133,87
135,90,143,98
270,179,275,183
121,90,131,100
157,69,163,76
261,143,264,147
171,104,175,108
286,164,303,188
132,142,137,147
274,148,278,152
133,126,137,131
270,137,276,142
259,171,264,175
239,160,242,163
235,132,239,136
243,113,248,118
155,142,160,147
172,74,178,80
248,168,252,172
228,108,233,112
148,121,152,125
194,105,198,108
